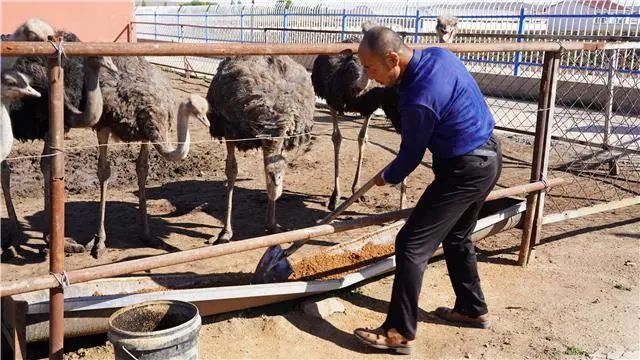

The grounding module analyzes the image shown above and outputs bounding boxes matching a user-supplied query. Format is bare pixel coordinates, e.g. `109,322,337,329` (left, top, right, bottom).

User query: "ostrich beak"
20,85,41,98
197,114,210,127
100,56,118,74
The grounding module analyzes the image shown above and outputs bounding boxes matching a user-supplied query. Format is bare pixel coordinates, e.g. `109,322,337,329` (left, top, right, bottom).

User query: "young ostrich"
1,70,41,162
436,15,459,43
206,55,315,244
311,39,403,211
3,23,117,254
86,56,209,258
1,70,41,257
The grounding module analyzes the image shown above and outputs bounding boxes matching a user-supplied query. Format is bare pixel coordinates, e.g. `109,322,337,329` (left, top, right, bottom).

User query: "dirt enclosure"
0,70,638,359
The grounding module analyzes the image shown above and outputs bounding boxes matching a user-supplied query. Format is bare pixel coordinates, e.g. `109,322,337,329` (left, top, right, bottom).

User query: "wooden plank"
543,197,640,225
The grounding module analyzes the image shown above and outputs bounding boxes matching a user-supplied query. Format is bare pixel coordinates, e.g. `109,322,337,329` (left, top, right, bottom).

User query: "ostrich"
312,20,459,211
1,18,54,71
85,55,210,258
1,70,41,257
436,15,459,43
1,70,41,162
311,39,404,211
206,55,315,244
3,22,117,253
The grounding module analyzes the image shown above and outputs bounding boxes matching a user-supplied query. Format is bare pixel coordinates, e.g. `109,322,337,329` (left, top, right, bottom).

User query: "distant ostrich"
85,55,210,258
206,55,315,244
311,38,404,211
3,22,116,253
436,15,459,43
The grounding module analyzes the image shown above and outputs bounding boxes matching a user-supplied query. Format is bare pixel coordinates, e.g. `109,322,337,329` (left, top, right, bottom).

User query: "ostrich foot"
209,229,233,245
84,235,106,259
1,247,17,261
327,191,341,211
266,223,289,234
43,234,86,254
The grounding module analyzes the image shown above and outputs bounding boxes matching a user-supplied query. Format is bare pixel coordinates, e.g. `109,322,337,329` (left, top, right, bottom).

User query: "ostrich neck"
152,103,190,162
0,102,14,162
68,66,103,128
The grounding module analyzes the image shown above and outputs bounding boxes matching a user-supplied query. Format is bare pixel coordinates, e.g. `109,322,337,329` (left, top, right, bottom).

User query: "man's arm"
382,105,437,185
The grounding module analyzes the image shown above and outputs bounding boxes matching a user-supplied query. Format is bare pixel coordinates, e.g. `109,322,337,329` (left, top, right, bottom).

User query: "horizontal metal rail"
0,178,564,298
0,41,614,57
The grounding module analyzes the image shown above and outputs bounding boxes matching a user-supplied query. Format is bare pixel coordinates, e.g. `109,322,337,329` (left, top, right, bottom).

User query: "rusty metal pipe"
1,41,596,57
0,178,564,298
48,45,65,360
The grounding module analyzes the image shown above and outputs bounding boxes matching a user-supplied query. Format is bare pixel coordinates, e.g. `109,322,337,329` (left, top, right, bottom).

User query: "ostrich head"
85,56,118,74
184,94,210,127
11,18,55,41
332,50,370,108
436,15,459,43
1,69,41,102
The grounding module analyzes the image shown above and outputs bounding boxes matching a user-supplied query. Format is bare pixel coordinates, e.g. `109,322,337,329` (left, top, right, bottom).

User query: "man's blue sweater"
383,48,495,185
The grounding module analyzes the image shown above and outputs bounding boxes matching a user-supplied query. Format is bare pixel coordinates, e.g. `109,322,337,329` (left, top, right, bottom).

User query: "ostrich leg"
263,140,286,234
352,115,372,196
136,143,163,249
210,142,237,244
1,161,25,256
87,128,111,258
400,178,407,210
328,109,342,210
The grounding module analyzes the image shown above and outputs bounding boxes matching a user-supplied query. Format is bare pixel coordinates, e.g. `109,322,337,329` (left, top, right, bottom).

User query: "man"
353,26,502,355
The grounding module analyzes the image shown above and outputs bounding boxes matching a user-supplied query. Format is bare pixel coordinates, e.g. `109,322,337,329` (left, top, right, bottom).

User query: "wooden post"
518,50,561,266
48,36,66,360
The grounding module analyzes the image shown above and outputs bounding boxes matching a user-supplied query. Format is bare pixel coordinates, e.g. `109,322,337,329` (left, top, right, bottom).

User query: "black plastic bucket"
108,300,201,360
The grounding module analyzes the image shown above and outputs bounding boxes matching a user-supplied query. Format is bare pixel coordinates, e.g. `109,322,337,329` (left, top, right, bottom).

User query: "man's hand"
374,172,387,186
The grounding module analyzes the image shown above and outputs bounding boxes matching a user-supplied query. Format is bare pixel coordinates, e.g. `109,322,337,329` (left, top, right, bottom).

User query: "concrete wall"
472,73,640,116
1,1,134,42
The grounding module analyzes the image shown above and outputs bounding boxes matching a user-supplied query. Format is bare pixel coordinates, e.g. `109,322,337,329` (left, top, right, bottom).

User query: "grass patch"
614,284,632,291
564,345,589,356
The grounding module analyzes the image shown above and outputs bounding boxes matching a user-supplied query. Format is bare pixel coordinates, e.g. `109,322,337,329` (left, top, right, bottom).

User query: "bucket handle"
121,345,140,360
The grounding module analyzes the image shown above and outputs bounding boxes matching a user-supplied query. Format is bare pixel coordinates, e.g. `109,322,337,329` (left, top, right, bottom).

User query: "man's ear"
385,51,400,68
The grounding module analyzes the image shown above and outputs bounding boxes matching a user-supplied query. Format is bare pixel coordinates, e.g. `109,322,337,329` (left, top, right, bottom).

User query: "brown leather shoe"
354,327,413,355
434,307,491,329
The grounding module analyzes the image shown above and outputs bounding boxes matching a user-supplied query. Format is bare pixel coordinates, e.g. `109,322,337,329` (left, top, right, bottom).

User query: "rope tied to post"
50,270,71,289
48,38,66,78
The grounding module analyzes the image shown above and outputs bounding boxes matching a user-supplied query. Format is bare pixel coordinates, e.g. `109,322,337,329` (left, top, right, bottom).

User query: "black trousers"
382,135,502,340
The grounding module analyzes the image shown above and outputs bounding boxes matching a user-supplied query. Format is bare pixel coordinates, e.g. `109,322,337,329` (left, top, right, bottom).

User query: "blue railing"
135,10,640,75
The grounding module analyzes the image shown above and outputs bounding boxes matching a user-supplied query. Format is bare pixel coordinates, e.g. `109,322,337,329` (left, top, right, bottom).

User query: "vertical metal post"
240,10,245,42
154,10,158,40
341,9,347,41
282,9,288,43
47,36,66,360
414,10,420,43
205,13,209,43
513,7,526,76
250,0,255,42
604,49,619,148
518,50,560,266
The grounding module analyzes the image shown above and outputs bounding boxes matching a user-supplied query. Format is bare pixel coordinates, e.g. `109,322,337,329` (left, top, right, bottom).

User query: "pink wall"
1,1,134,42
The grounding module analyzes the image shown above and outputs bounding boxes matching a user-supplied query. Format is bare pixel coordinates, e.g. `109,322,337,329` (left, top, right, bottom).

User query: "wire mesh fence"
546,48,640,213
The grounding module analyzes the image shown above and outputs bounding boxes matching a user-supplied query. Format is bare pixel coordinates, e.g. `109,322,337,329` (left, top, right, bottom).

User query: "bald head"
358,26,413,87
360,26,410,60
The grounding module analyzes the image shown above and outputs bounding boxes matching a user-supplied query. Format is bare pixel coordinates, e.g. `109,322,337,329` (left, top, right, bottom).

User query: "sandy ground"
0,70,638,359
